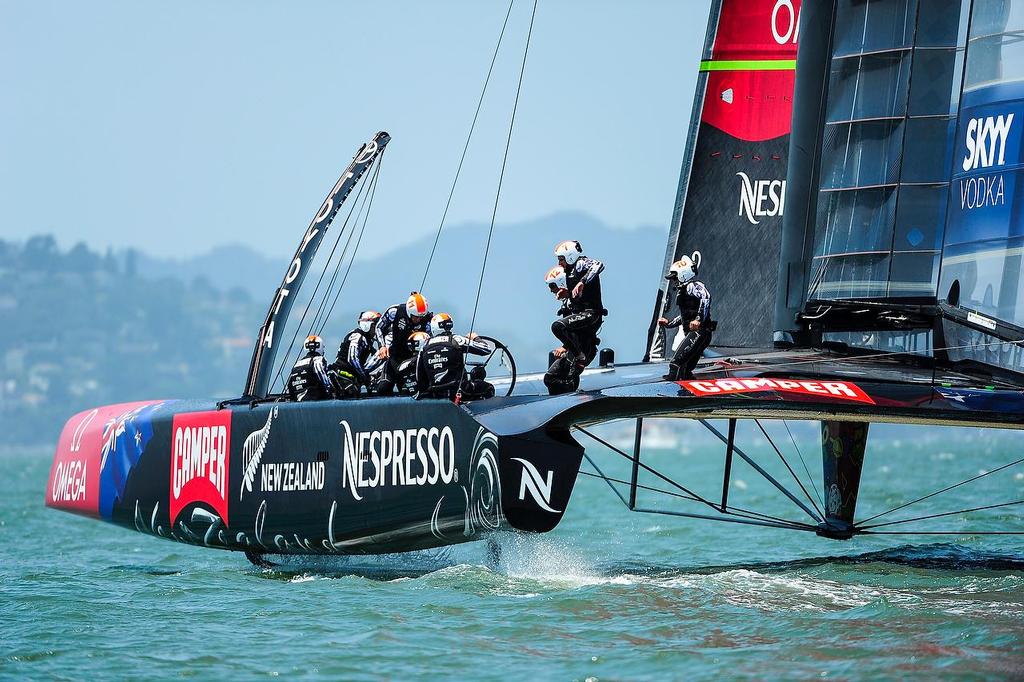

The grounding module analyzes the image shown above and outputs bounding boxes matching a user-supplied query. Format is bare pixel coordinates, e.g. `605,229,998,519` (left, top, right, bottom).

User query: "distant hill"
0,214,667,446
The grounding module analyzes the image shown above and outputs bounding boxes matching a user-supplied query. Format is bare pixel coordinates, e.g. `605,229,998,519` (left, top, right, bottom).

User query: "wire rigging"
420,0,517,292
468,0,538,337
318,154,386,336
855,454,1024,526
310,153,385,336
268,159,377,392
754,419,823,519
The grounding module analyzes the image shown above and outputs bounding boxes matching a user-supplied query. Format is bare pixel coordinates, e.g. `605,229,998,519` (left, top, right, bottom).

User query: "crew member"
416,313,493,401
329,310,381,398
393,331,431,395
286,335,335,401
658,251,714,381
552,240,605,374
542,266,579,395
374,292,431,395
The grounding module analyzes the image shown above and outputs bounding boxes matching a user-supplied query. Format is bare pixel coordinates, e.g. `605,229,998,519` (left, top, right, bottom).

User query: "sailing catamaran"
47,0,1024,563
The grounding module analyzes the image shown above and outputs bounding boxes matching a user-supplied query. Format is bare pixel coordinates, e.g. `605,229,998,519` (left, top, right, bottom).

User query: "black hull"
46,398,584,556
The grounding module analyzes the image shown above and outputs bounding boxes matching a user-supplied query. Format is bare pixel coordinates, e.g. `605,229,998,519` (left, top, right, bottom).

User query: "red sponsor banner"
712,0,800,61
702,0,800,142
678,377,875,404
169,411,231,527
47,401,163,517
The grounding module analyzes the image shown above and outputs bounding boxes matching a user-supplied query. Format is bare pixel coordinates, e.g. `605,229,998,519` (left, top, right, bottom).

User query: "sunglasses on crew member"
548,283,559,292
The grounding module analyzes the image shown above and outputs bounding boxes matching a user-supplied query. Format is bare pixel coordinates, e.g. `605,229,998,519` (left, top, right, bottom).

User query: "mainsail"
647,0,800,359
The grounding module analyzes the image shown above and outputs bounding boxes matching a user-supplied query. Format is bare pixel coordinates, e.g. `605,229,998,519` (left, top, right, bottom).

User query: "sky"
1,0,711,259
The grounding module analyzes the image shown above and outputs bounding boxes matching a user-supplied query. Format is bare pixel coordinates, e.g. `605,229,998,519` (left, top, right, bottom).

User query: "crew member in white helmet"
658,251,714,381
550,240,606,379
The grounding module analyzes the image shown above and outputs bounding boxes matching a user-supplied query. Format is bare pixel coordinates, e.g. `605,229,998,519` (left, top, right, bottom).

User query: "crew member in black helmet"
374,292,431,395
329,310,381,398
658,251,714,381
287,335,335,401
416,313,493,401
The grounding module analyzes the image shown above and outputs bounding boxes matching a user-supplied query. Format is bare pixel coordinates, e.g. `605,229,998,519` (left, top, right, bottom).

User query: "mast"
243,131,390,398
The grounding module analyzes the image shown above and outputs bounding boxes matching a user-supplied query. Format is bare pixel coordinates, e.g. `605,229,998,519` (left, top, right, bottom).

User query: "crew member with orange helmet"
374,292,431,395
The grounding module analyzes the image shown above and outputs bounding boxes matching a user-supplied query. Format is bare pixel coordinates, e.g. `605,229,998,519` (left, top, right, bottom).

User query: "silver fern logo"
240,407,277,500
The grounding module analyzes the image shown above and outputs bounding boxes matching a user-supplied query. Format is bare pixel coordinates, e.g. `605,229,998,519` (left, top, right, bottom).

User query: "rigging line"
855,454,1024,526
580,455,815,532
698,419,824,524
420,0,517,292
311,153,385,335
468,0,538,337
858,530,1024,535
572,425,810,527
576,468,817,529
318,152,386,336
309,159,381,335
859,499,1024,531
754,419,824,519
581,452,630,507
270,166,375,392
782,419,824,509
268,163,375,392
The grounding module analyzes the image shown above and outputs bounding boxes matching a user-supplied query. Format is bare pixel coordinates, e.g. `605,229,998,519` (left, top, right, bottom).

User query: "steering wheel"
466,335,517,397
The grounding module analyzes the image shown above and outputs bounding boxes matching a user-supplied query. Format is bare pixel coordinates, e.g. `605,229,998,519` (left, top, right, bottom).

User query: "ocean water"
3,420,1024,680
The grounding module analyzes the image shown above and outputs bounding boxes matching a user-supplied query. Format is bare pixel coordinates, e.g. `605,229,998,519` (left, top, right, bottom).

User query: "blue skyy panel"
941,81,1024,327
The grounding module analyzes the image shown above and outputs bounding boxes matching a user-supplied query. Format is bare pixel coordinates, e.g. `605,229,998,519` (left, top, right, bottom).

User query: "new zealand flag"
98,402,165,519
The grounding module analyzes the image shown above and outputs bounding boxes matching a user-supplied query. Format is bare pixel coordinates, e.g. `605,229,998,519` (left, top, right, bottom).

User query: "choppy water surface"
3,421,1024,679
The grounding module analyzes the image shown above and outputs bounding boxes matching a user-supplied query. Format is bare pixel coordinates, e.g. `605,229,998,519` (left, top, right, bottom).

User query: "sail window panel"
894,185,948,251
887,251,940,297
819,120,905,190
826,53,912,123
944,320,1024,373
969,0,1024,40
808,253,892,300
965,31,1024,89
966,0,1024,89
813,187,897,258
899,117,957,183
940,237,1024,325
833,0,919,57
915,0,970,48
908,49,964,116
824,330,933,354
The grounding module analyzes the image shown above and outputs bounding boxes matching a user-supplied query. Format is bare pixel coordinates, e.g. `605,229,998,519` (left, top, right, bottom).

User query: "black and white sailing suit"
374,304,429,395
664,280,713,381
415,333,492,401
287,350,334,402
545,256,606,395
552,255,605,364
330,328,381,396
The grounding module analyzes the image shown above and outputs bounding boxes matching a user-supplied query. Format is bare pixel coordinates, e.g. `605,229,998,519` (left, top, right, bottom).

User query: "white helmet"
666,251,701,284
554,240,584,266
428,312,454,337
304,335,323,353
405,292,429,319
358,310,380,334
545,265,567,292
